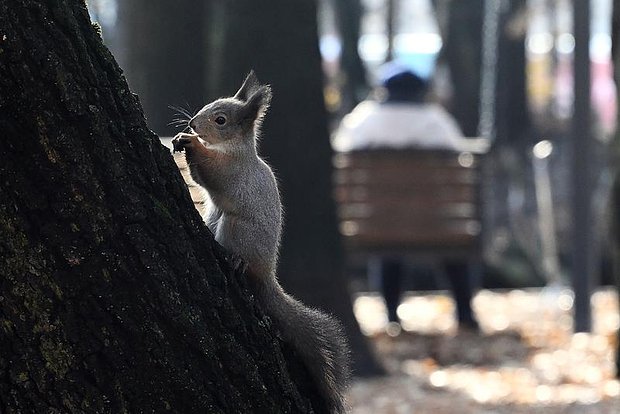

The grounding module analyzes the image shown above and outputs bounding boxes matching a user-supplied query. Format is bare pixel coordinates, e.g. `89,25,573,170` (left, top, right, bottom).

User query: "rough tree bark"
207,0,383,377
0,1,329,412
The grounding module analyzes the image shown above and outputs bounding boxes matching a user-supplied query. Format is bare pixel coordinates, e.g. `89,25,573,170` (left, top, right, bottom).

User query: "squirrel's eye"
214,116,227,125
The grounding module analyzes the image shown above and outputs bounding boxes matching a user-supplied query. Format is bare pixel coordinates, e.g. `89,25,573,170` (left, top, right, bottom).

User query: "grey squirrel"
171,71,349,413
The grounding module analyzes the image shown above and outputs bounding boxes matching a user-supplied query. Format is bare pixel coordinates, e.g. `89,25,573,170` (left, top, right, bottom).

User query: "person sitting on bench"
333,61,480,332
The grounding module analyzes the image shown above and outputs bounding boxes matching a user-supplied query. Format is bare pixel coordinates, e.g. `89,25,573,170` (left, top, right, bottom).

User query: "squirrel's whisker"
168,104,194,121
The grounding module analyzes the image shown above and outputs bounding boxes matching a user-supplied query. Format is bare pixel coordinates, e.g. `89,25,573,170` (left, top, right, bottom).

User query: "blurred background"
88,0,618,412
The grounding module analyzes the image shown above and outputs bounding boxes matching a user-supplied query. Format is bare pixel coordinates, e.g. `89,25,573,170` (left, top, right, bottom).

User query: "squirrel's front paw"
172,132,200,153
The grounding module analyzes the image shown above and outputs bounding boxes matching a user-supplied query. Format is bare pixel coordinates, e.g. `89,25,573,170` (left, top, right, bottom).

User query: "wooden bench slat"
340,217,481,235
333,148,486,258
334,168,477,186
337,202,478,220
334,186,477,204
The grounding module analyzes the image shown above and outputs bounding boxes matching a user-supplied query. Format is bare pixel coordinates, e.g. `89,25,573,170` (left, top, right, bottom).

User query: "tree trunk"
207,0,383,377
385,0,396,62
495,0,531,147
611,0,620,378
333,0,368,112
612,178,620,379
0,1,329,411
115,0,207,136
442,0,483,137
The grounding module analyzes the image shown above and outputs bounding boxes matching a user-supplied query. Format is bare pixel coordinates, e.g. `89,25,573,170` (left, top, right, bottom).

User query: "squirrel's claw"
172,133,199,153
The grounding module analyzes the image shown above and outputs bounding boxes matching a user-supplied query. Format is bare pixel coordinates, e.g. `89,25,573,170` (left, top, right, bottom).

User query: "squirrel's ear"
239,85,272,126
234,70,261,101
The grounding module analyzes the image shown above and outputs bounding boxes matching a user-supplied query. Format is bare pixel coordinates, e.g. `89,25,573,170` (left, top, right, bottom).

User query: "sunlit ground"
349,288,620,413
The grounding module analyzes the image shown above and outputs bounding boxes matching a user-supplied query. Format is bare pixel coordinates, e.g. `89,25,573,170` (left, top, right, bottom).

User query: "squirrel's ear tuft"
240,85,272,127
234,70,261,101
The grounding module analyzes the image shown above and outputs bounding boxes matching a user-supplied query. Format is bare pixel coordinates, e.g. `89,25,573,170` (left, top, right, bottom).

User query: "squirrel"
171,71,349,413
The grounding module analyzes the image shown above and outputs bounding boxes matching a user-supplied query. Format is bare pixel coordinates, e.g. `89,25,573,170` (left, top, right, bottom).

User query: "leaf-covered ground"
348,288,619,413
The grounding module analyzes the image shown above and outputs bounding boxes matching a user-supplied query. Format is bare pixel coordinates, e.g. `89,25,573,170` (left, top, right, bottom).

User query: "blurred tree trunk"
207,0,383,377
432,1,530,141
385,0,396,62
116,0,206,136
0,1,330,411
333,0,368,111
612,169,620,378
611,0,620,378
495,0,531,147
440,0,483,137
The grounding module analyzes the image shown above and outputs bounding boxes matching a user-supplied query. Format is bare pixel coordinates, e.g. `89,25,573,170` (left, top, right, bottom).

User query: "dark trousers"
379,258,478,327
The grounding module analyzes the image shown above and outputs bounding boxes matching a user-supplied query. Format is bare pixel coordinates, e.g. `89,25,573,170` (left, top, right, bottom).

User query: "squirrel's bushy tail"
255,281,350,413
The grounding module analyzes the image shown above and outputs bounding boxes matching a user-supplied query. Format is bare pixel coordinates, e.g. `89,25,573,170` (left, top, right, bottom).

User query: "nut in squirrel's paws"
171,132,199,153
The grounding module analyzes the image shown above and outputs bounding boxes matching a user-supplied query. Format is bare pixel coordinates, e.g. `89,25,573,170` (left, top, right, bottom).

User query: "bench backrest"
333,148,485,257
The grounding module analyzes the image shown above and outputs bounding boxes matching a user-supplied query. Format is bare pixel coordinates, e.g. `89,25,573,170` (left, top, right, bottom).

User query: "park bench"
332,139,489,271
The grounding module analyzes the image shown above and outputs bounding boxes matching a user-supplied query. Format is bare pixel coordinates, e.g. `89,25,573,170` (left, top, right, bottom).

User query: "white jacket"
332,101,464,152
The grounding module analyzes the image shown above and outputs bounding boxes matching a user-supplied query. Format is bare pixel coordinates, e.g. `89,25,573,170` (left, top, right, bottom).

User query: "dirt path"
347,289,619,413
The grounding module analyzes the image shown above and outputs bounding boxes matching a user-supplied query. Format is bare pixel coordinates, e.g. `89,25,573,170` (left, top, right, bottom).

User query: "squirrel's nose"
189,119,197,131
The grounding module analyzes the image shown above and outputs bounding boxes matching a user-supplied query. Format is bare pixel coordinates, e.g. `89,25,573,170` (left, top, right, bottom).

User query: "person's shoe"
385,321,402,337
